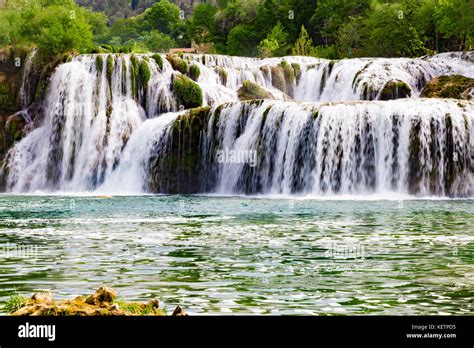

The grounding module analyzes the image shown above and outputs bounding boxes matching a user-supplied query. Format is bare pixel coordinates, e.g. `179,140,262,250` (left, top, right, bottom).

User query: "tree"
191,2,218,43
143,30,176,52
142,0,180,35
362,1,428,57
292,25,314,56
31,5,94,55
258,22,290,57
226,24,259,56
435,0,474,50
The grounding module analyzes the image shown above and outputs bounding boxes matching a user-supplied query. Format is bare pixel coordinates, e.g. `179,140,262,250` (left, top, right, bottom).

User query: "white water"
19,47,38,109
201,99,473,197
3,52,474,196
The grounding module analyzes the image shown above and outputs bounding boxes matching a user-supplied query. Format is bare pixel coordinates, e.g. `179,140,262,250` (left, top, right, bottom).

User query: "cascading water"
19,47,38,109
3,51,474,196
199,99,473,197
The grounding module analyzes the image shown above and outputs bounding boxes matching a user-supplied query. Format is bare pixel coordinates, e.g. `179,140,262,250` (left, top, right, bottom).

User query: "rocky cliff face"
0,48,31,164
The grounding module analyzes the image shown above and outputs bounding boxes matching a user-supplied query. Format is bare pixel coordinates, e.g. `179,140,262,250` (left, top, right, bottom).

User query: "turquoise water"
0,195,473,315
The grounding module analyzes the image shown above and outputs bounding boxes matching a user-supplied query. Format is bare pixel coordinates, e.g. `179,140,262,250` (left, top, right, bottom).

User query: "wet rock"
31,292,53,306
238,80,273,101
172,74,203,109
147,299,160,308
85,286,117,305
172,305,187,316
8,287,170,316
379,80,411,100
421,75,474,100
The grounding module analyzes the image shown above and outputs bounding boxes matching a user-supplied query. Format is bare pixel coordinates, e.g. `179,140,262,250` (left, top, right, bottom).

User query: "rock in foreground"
6,287,187,316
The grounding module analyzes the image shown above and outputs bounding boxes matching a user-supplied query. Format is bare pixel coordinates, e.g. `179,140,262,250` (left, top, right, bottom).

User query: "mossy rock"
139,60,151,87
5,114,26,147
172,74,203,109
0,82,16,112
420,75,474,100
5,287,180,316
151,54,163,70
188,64,201,82
218,67,227,85
106,55,114,84
237,80,273,101
292,63,301,83
280,61,295,85
270,66,287,93
148,106,212,194
166,54,188,74
279,61,295,96
96,55,103,73
379,80,411,100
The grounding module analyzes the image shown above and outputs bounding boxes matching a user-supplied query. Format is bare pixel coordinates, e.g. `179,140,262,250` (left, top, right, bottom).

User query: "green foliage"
142,0,181,35
258,22,290,57
191,2,218,43
311,45,340,59
0,0,471,61
292,26,314,56
172,74,203,109
188,64,201,82
435,0,474,50
143,30,176,52
0,0,95,57
363,1,429,57
227,24,259,56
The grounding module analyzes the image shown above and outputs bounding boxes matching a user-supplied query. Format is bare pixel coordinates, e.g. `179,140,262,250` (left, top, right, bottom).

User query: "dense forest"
0,0,473,60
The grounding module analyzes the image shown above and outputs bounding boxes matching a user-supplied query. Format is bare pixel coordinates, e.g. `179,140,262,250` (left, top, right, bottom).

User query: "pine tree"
292,25,314,56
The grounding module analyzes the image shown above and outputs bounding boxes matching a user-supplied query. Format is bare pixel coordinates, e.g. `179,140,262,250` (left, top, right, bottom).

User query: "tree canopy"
0,0,472,58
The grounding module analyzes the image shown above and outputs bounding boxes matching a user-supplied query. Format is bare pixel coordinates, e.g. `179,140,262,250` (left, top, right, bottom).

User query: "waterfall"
199,99,473,197
3,52,474,196
19,47,38,109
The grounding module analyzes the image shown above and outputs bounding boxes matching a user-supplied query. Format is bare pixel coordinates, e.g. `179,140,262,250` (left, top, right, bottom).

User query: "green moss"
139,60,151,87
188,64,201,82
96,55,103,73
280,61,295,85
292,63,301,82
270,66,286,92
0,83,15,110
421,75,474,100
218,67,228,85
151,54,163,70
130,55,140,98
379,80,411,100
237,80,272,101
166,54,188,74
114,300,165,316
106,55,114,84
172,74,203,109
